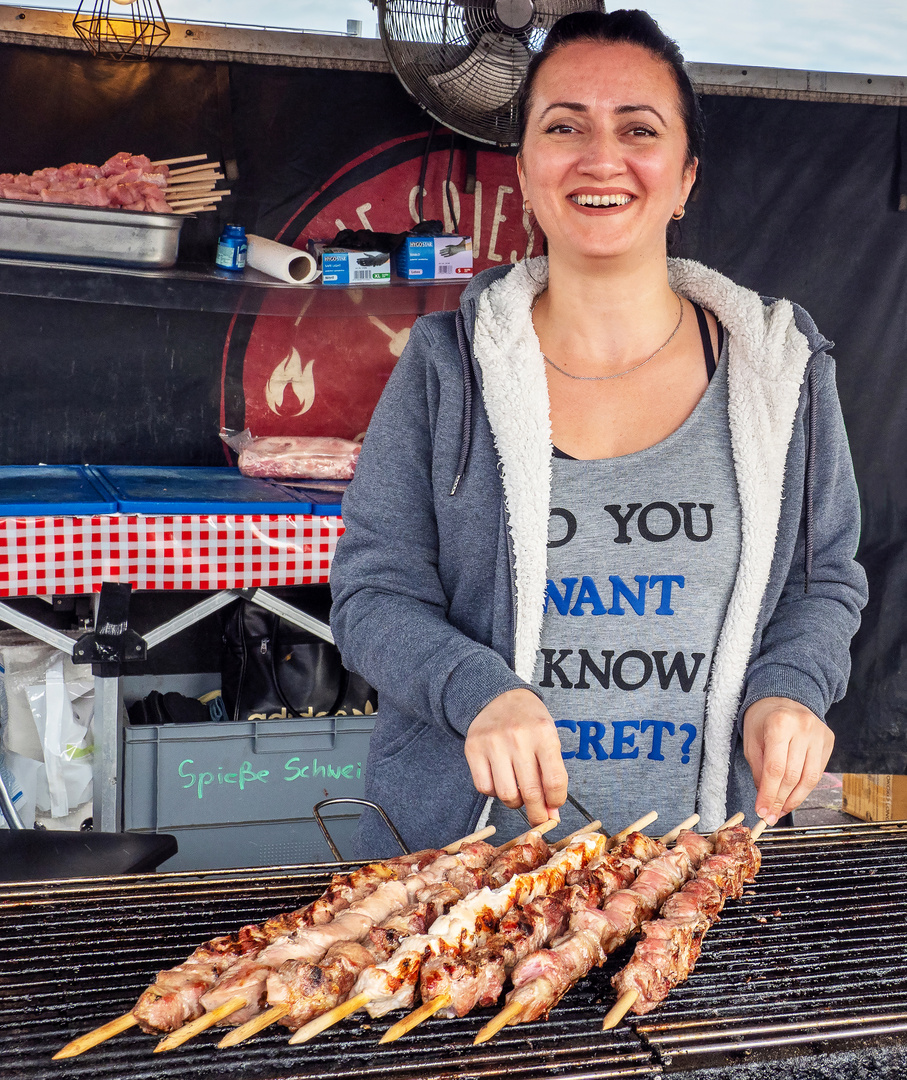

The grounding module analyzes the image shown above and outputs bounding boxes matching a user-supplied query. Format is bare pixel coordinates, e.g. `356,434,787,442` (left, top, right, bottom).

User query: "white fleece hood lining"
471,256,812,830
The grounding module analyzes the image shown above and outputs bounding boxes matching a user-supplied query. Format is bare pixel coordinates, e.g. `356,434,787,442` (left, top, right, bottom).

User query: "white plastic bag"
26,659,94,818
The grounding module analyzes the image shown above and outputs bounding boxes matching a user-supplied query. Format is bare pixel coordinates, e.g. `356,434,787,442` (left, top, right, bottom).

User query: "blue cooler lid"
0,465,117,515
271,479,347,516
91,466,313,515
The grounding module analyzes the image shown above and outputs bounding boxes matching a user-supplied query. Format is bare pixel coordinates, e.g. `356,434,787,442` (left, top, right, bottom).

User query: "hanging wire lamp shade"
72,0,170,61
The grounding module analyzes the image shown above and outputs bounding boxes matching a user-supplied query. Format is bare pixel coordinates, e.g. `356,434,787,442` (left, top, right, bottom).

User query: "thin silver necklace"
532,292,684,381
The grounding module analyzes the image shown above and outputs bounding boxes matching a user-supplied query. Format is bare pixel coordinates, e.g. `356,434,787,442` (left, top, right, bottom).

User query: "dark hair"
517,9,704,169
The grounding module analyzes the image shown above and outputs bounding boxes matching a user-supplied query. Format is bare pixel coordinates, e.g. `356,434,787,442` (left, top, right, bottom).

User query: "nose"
576,129,626,179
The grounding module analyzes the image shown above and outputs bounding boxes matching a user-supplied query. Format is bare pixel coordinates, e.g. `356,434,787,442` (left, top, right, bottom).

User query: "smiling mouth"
570,193,633,207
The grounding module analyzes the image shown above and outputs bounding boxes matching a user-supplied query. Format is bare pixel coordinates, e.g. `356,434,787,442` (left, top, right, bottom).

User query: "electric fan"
377,1,606,146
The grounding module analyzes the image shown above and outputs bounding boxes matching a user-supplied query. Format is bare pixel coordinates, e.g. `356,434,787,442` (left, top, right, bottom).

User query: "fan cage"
379,1,606,146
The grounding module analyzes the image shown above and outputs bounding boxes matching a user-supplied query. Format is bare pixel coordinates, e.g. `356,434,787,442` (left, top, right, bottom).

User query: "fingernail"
756,806,768,819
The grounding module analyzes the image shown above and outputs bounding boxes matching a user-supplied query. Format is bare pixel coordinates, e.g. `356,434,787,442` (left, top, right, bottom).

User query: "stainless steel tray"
0,199,185,268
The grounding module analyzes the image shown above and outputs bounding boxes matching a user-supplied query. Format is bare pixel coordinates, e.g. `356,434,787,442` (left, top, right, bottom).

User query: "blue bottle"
216,223,247,271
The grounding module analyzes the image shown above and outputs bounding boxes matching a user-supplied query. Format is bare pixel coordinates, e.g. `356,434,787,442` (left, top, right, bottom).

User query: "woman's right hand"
464,688,569,825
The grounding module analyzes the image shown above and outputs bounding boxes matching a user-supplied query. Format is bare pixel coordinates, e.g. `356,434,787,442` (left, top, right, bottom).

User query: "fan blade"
427,31,530,111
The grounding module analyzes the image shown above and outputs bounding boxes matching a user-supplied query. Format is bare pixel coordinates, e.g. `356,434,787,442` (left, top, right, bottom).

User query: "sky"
11,0,907,77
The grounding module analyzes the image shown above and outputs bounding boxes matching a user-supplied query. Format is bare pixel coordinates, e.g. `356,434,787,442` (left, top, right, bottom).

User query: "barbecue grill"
5,821,907,1079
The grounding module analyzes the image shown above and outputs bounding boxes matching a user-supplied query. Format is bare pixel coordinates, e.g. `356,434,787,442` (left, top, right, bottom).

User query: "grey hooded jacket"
330,258,868,857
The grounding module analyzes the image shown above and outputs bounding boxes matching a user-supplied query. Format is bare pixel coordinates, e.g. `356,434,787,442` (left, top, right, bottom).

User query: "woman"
330,10,867,854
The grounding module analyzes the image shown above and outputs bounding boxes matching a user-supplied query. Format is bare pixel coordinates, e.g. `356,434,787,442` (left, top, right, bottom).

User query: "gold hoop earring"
672,206,686,220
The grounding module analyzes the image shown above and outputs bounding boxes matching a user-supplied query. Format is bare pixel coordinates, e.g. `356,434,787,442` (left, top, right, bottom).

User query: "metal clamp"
313,798,410,861
72,582,146,672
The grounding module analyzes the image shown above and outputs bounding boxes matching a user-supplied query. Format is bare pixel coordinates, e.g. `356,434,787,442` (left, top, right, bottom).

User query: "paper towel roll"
246,234,320,284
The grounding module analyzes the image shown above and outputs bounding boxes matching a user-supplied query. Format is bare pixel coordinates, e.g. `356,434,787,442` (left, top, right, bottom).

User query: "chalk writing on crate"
178,758,363,800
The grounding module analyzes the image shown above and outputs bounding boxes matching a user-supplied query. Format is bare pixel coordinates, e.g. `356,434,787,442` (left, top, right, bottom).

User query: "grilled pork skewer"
220,822,601,1048
602,818,766,1029
153,825,555,1051
474,813,745,1044
154,830,550,1052
287,815,656,1046
52,825,495,1060
381,815,700,1043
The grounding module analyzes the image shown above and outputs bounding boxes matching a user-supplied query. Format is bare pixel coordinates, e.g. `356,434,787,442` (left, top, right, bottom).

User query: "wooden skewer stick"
52,1011,137,1059
152,154,208,167
217,1004,289,1048
474,999,523,1044
169,194,226,208
751,818,769,841
444,825,496,854
551,819,603,851
602,989,638,1030
287,991,371,1045
166,171,224,187
497,817,559,853
173,205,219,215
168,161,222,177
657,813,700,846
154,996,248,1052
379,991,452,1044
608,810,659,845
165,182,225,197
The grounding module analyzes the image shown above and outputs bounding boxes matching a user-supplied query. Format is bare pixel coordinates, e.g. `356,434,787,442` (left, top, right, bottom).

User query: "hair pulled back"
517,9,704,169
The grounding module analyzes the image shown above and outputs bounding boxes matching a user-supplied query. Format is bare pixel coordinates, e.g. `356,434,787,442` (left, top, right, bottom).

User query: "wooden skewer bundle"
150,154,227,216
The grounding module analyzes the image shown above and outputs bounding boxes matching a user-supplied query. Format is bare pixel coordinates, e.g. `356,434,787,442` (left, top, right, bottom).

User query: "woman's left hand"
742,697,834,826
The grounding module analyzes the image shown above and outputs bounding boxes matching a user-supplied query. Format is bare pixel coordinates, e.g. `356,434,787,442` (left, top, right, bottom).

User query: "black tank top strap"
691,300,717,381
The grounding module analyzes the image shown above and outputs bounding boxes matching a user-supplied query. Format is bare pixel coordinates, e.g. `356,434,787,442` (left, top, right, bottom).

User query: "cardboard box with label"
842,773,907,821
395,235,473,280
308,241,391,285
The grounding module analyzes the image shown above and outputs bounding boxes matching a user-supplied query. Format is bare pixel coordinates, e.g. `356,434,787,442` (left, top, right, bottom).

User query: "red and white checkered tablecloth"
0,514,344,596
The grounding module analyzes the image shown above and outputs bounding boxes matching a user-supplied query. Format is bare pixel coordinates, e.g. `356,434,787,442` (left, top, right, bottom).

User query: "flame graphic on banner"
266,348,315,416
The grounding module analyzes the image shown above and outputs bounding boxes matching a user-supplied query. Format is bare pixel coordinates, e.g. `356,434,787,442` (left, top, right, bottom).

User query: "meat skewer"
380,814,700,1044
220,821,600,1048
52,825,495,1060
601,817,767,1029
154,822,558,1051
474,813,745,1044
286,814,657,1046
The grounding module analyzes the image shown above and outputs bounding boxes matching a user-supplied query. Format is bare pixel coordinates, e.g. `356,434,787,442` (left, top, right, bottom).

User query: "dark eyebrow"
615,103,667,125
538,101,588,119
538,101,667,125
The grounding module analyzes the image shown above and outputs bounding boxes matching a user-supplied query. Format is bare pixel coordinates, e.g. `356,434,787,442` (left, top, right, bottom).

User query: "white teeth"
572,193,632,207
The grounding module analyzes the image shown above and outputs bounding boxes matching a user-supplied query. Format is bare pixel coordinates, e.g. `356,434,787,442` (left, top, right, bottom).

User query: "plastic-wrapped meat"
237,436,361,480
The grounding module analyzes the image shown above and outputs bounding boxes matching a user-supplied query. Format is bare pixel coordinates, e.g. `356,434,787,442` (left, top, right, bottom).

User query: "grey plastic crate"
123,713,375,870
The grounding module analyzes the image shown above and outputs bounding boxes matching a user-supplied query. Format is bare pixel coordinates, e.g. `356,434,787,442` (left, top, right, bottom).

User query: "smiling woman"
328,9,868,855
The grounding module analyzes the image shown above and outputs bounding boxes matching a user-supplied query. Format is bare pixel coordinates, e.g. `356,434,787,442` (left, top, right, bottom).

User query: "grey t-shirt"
489,338,741,838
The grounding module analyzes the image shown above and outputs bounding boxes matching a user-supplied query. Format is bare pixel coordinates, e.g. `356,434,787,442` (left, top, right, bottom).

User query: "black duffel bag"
221,600,377,722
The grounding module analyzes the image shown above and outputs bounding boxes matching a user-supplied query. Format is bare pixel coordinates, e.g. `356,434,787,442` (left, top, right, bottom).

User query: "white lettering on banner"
472,179,483,254
334,218,346,232
356,202,374,230
487,185,513,263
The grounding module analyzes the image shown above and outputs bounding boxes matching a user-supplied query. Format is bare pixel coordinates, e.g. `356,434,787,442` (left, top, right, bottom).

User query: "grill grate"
3,823,907,1079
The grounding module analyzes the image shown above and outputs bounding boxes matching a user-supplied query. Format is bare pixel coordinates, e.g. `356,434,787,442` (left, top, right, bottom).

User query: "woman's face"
517,40,697,266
